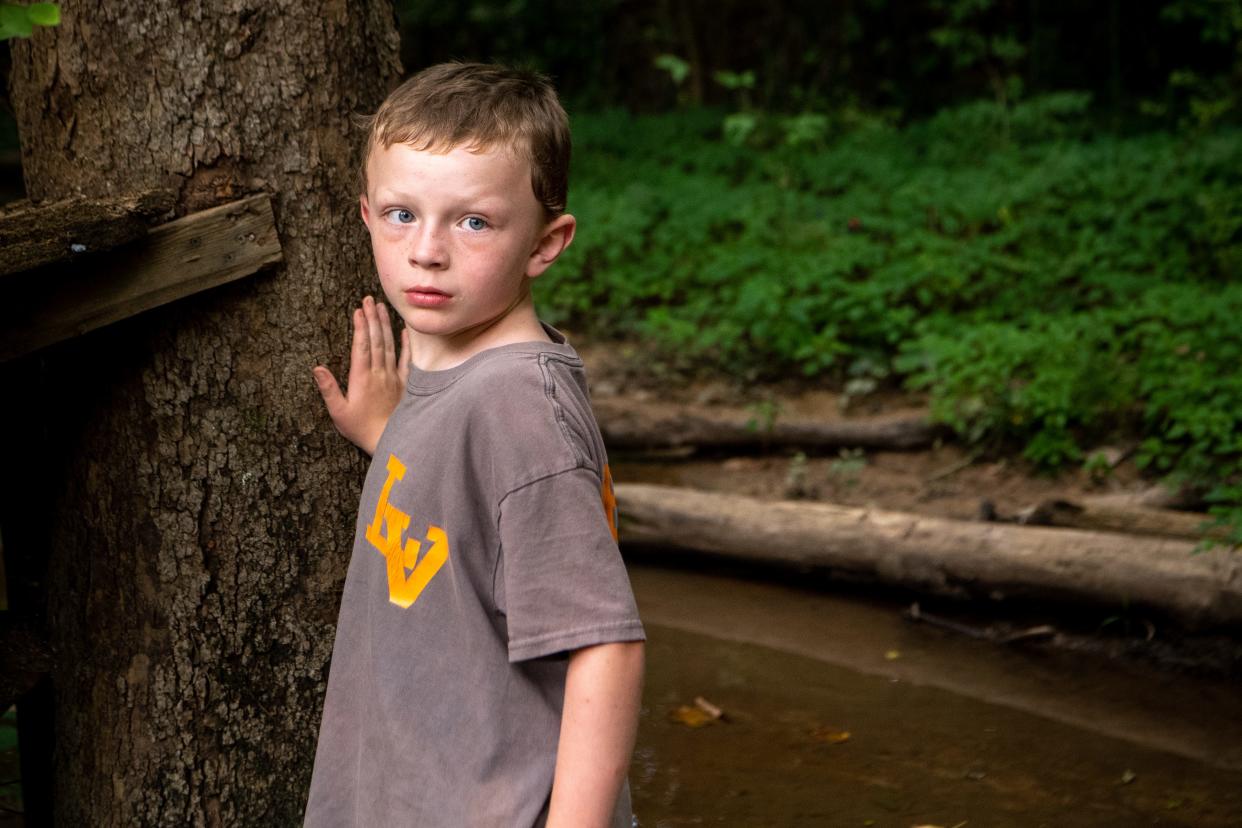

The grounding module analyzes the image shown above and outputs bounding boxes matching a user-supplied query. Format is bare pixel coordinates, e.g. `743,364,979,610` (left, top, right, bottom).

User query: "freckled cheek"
371,242,406,272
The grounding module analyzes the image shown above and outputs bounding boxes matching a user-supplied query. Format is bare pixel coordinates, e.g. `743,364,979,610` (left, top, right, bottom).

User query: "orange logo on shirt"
365,454,449,609
601,463,618,542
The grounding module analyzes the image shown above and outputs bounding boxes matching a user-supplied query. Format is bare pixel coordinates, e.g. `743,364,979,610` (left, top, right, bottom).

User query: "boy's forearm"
546,640,645,828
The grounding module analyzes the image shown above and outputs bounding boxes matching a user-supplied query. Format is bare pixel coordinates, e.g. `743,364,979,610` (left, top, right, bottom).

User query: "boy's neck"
408,295,552,372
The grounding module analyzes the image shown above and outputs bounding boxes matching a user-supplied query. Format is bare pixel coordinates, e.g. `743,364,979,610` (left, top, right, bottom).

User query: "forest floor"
579,339,1140,524
577,338,1242,679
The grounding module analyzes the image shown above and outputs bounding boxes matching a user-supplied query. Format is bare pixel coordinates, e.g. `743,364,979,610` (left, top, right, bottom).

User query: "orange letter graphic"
600,463,618,542
365,454,450,608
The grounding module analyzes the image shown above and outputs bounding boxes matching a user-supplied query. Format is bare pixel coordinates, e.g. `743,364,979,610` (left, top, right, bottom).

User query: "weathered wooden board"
617,482,1242,629
0,189,176,277
0,194,281,361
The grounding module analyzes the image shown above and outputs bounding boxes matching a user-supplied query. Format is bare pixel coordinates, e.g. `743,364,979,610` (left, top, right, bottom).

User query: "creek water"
626,562,1242,827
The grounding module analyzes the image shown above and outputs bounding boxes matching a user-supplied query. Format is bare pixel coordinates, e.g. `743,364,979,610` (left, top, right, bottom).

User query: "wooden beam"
0,189,176,277
0,194,282,362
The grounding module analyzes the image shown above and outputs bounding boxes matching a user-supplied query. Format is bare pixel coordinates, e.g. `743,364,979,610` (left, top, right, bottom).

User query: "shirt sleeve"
497,466,645,662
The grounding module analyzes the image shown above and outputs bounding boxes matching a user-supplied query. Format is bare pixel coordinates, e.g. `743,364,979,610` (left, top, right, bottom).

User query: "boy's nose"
408,225,448,270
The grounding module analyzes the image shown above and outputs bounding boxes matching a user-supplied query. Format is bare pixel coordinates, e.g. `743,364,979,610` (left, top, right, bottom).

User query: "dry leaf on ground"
810,725,851,744
669,705,717,728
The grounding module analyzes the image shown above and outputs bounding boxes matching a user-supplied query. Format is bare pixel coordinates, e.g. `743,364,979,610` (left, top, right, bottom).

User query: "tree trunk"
5,3,400,824
617,484,1242,629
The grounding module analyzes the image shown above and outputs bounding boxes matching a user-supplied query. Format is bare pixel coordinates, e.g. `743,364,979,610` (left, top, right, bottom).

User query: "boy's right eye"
385,209,414,225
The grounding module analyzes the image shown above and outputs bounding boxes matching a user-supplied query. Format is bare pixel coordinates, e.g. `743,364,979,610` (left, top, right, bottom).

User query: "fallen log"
1020,496,1232,543
594,398,943,452
616,483,1242,629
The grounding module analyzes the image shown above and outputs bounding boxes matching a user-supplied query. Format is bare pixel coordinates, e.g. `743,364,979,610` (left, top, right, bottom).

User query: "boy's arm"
546,640,645,828
312,295,409,455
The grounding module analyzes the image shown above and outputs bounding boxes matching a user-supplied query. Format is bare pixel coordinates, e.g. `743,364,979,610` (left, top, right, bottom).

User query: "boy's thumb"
312,366,345,414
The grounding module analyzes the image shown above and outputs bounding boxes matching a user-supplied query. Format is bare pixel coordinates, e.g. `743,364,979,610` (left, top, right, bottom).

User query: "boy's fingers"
364,296,386,371
350,306,371,378
377,301,397,367
312,366,346,417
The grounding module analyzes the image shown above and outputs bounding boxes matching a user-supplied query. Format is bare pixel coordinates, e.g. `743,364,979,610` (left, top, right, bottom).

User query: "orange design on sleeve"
600,463,618,542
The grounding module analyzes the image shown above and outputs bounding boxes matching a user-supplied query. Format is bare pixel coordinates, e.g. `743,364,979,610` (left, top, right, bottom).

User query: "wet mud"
628,564,1242,827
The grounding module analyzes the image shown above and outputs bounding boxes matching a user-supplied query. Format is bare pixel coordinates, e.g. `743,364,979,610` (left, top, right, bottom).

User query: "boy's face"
360,141,571,350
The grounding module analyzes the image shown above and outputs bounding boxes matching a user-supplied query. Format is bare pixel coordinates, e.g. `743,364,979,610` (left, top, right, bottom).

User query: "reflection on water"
629,564,1242,827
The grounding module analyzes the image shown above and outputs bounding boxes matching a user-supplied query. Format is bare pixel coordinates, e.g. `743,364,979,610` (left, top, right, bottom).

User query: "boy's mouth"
406,286,451,308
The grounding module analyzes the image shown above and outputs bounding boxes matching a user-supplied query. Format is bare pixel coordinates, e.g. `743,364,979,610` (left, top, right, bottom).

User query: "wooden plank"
0,189,176,277
0,194,282,362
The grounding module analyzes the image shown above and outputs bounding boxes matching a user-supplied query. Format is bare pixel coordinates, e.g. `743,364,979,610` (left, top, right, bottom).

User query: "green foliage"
0,2,58,39
539,99,1242,531
1155,0,1242,129
393,0,1242,121
928,0,1026,105
654,54,691,88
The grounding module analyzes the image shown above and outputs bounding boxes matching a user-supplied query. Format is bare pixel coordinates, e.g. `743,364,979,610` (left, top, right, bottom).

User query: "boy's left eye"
463,217,488,231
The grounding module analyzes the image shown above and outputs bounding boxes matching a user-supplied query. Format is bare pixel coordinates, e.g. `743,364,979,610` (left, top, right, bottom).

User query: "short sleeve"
497,467,645,662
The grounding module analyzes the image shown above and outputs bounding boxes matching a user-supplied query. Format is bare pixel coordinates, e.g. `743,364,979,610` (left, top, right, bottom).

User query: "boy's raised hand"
313,296,410,456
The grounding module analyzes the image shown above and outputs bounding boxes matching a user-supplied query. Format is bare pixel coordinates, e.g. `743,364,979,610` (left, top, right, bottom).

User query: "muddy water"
627,563,1242,827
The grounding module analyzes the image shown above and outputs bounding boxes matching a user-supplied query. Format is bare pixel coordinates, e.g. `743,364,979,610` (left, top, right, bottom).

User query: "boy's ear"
359,195,372,229
526,213,576,278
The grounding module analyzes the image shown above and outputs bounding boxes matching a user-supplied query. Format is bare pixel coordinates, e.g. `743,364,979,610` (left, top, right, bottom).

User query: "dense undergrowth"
538,97,1242,542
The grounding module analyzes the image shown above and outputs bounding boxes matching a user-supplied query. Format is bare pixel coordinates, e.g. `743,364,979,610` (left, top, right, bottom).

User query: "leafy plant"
829,448,867,488
1154,0,1242,129
654,54,691,88
539,101,1242,536
0,2,58,40
745,399,782,436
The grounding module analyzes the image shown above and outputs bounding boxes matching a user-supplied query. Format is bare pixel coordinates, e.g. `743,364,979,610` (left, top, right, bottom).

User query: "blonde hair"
360,62,571,216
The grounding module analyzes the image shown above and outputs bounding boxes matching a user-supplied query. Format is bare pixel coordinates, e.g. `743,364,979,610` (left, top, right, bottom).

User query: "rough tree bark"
6,2,400,824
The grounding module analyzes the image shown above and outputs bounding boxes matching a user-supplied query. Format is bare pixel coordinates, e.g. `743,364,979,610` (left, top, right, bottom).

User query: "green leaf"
27,3,58,26
713,69,756,91
0,5,34,39
653,54,690,87
722,112,757,147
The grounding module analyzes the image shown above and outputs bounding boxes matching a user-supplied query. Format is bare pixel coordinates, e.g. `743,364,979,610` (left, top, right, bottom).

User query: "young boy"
304,63,645,827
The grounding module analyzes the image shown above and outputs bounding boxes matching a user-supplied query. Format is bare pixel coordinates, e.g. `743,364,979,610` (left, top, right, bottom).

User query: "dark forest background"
394,0,1240,127
3,0,1239,529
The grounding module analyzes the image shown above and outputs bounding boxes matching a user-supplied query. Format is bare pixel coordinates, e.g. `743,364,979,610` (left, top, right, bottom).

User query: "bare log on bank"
616,483,1242,629
593,398,944,452
1020,496,1233,543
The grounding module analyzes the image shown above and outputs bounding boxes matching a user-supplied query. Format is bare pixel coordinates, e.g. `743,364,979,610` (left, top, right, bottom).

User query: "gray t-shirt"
305,328,645,827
